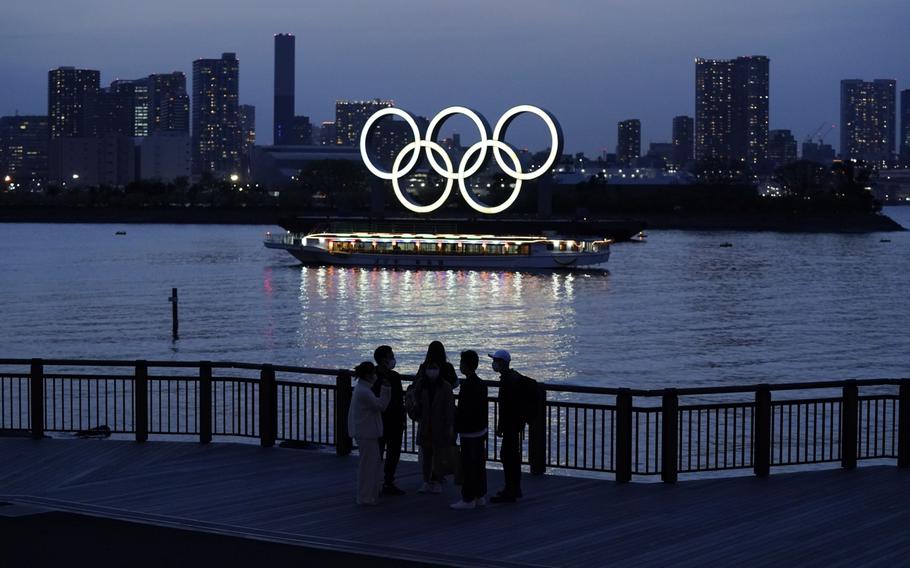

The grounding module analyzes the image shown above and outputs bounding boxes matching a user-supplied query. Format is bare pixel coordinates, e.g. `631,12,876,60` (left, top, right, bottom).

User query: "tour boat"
264,230,611,269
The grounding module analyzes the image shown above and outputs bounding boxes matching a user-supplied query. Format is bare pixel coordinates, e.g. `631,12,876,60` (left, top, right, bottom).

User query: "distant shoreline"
0,206,904,233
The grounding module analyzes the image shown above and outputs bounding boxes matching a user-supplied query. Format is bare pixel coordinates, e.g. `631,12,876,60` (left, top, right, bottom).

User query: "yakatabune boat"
264,230,611,269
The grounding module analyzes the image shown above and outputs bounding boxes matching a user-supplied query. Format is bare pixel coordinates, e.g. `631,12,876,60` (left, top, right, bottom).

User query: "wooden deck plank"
2,438,909,567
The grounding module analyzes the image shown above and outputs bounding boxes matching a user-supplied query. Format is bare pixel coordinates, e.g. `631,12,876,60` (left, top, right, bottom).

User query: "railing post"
199,362,212,444
661,389,678,483
30,359,44,440
135,361,148,443
335,373,353,456
615,389,633,483
754,385,771,477
841,380,858,470
899,379,910,468
529,384,547,475
259,365,276,448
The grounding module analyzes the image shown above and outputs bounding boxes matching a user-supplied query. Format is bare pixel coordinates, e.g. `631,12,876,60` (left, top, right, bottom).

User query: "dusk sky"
2,0,908,155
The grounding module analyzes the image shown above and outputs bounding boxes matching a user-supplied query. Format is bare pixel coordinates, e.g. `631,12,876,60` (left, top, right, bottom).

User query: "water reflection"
292,267,592,382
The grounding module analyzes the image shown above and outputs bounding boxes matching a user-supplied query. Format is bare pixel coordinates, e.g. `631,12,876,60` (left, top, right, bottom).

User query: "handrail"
2,357,909,482
0,357,905,397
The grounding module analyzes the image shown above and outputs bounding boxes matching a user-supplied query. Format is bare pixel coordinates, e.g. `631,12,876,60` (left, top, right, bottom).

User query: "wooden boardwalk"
1,437,908,567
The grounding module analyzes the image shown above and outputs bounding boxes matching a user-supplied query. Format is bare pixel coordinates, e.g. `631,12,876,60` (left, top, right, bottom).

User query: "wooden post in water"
615,389,633,483
899,380,910,468
199,362,212,444
335,373,353,456
169,288,179,341
661,389,678,483
30,359,44,440
841,380,858,470
528,384,547,475
259,365,276,448
754,385,771,477
135,361,148,442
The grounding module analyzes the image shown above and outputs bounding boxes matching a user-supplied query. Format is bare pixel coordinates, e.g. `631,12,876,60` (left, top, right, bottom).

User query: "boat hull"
265,242,609,270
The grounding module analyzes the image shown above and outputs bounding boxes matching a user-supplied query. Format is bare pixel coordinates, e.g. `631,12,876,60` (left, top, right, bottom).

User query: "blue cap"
488,349,511,362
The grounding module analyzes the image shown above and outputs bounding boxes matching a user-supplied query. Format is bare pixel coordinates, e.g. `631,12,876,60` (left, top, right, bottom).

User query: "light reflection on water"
0,209,907,390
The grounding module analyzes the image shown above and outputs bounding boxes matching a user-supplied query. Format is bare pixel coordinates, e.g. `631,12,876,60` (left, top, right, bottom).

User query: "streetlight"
3,175,11,183
229,173,239,183
72,174,80,180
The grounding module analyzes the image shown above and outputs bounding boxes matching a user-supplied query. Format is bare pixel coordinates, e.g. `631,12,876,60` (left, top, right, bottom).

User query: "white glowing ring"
360,108,422,180
424,106,490,179
492,105,560,180
458,140,523,214
391,140,454,214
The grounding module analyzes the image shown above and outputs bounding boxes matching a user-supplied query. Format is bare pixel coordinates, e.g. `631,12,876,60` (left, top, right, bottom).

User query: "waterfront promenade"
2,437,909,567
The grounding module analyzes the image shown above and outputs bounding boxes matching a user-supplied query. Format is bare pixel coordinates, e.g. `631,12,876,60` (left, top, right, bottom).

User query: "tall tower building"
840,79,896,167
671,115,694,170
104,79,151,137
48,67,101,138
0,115,50,186
274,34,295,145
695,56,769,177
616,119,641,167
899,89,910,166
192,53,241,177
149,72,189,134
335,99,393,146
768,129,797,169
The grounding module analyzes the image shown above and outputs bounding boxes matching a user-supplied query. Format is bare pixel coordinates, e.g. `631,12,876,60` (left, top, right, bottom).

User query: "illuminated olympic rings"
360,105,563,214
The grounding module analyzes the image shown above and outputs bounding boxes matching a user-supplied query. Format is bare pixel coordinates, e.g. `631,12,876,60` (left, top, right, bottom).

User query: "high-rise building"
104,79,151,137
840,79,896,167
366,115,430,169
695,56,769,177
290,115,313,145
900,89,910,166
335,99,393,146
48,67,101,138
274,34,295,145
239,104,256,177
0,115,50,187
319,121,336,146
768,129,797,170
192,53,241,177
616,119,641,167
671,115,694,170
802,140,836,165
149,72,189,134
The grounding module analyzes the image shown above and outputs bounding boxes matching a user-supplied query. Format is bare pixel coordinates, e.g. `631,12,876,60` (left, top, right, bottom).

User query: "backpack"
516,373,541,427
404,382,421,421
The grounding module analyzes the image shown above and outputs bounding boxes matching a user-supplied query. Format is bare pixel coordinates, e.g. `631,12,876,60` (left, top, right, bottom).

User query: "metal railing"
1,358,908,482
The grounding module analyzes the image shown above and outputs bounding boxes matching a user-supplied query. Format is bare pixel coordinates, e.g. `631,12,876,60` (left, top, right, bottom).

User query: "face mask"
425,368,440,380
387,358,396,370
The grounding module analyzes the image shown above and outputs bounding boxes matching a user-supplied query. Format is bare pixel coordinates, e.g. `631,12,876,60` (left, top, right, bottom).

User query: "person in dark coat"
451,350,489,510
416,341,459,390
413,360,456,494
489,349,531,503
372,345,406,496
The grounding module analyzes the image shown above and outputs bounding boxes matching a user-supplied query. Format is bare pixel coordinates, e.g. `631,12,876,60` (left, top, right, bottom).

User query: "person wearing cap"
488,349,528,503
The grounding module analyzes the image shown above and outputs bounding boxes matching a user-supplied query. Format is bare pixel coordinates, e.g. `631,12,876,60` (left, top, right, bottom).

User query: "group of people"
347,341,538,509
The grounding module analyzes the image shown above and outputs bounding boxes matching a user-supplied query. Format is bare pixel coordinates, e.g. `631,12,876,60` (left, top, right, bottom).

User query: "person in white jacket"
348,361,391,505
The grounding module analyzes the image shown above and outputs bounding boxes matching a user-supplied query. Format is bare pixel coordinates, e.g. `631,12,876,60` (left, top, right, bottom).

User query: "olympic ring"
359,105,563,215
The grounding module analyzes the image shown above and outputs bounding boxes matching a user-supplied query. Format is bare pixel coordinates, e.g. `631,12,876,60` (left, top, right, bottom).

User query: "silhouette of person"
347,361,390,506
489,349,533,503
451,350,489,510
371,345,406,495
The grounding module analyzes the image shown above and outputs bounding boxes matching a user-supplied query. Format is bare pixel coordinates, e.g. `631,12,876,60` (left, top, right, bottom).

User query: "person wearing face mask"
489,349,536,504
347,361,391,506
414,357,456,494
371,345,406,496
416,340,459,390
451,350,489,510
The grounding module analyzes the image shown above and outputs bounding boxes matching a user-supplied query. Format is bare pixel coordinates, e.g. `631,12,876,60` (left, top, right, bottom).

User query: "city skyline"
1,0,907,156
